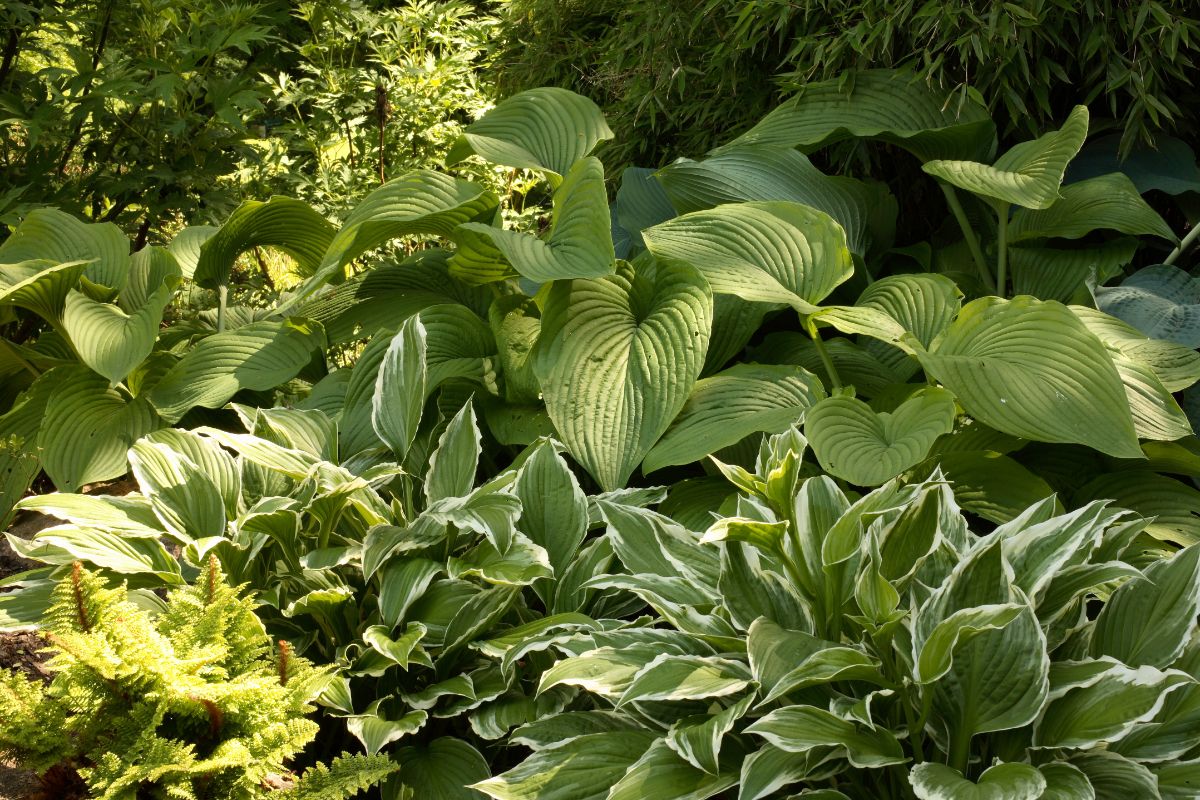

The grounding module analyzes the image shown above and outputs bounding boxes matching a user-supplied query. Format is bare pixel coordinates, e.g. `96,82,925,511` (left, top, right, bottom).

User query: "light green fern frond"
281,753,399,800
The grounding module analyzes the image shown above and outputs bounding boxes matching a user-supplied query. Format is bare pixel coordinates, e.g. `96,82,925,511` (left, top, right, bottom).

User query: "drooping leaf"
0,259,89,321
607,738,737,800
0,208,129,291
1008,173,1176,242
908,762,1046,800
472,730,655,800
745,706,906,768
62,279,176,385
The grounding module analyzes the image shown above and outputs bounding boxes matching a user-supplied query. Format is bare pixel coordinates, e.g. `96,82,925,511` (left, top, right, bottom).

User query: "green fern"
0,558,397,799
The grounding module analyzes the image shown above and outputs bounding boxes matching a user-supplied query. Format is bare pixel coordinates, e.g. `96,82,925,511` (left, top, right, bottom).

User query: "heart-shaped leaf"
62,278,176,385
909,762,1046,800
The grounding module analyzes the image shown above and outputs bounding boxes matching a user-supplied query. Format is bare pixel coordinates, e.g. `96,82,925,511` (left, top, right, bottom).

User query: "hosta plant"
0,558,395,799
475,428,1200,800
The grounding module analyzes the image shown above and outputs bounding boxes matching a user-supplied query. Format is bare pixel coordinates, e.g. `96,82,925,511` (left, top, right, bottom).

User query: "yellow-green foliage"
0,559,396,800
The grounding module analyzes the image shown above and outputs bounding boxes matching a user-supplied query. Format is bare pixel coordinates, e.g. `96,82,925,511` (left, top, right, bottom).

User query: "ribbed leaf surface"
0,208,129,290
1094,265,1200,348
0,260,89,320
193,196,334,289
1010,173,1176,242
62,279,176,384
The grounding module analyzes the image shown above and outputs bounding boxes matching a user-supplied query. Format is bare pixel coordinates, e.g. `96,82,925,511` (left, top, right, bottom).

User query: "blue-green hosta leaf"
607,738,737,800
39,367,158,491
616,654,752,706
916,296,1140,458
345,700,427,755
924,106,1088,209
1034,658,1193,749
514,441,587,577
1010,238,1137,303
752,332,908,396
1072,306,1200,393
644,364,826,474
642,201,852,313
805,388,956,486
193,196,335,290
371,315,426,459
472,730,655,800
1091,544,1200,668
148,318,324,423
1094,265,1200,349
62,280,175,385
1009,173,1176,242
535,262,712,491
667,695,753,775
129,439,226,542
451,157,615,284
909,762,1046,800
393,737,490,800
721,69,995,162
0,208,129,291
746,706,905,768
657,145,897,259
0,259,89,321
1076,472,1200,547
447,87,613,180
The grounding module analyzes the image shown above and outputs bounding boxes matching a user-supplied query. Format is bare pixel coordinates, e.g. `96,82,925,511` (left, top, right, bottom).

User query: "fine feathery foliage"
0,559,396,800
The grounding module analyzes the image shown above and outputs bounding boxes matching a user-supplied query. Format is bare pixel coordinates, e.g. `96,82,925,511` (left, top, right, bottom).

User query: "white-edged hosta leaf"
1009,173,1176,242
1091,544,1200,668
667,695,753,775
16,525,182,583
537,644,663,700
426,400,482,503
376,557,442,626
15,493,160,534
805,388,955,486
642,201,852,313
721,69,995,163
914,603,1027,684
535,261,712,491
761,647,888,704
644,364,826,474
0,259,89,321
1075,471,1200,547
239,405,337,462
143,428,241,518
40,367,158,491
193,196,335,290
1094,265,1200,349
616,654,752,706
509,712,644,752
471,730,655,800
924,106,1088,209
447,87,613,180
148,318,324,423
393,737,490,800
745,706,905,768
451,157,615,284
738,744,828,800
1037,763,1095,800
128,439,226,542
0,208,129,291
514,440,587,576
607,738,737,800
62,280,175,385
371,315,426,459
449,533,552,586
345,700,427,755
908,762,1046,800
362,623,427,670
1071,306,1200,393
917,296,1140,458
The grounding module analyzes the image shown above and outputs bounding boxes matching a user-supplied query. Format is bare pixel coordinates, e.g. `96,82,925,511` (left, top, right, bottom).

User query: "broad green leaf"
908,762,1046,800
918,450,1057,524
122,245,182,312
1010,239,1136,303
1067,133,1200,194
515,441,587,576
924,106,1088,209
535,262,712,491
915,603,1027,684
853,273,963,348
1037,763,1095,800
372,316,426,459
451,157,615,284
745,706,905,768
240,405,337,461
447,87,613,179
1072,306,1200,393
392,738,490,800
0,208,129,291
538,645,663,700
644,364,826,474
806,388,956,486
193,196,335,290
148,319,324,423
345,702,427,755
489,295,542,403
722,69,995,162
166,225,216,279
1094,265,1200,349
1009,173,1176,242
1155,761,1200,800
615,166,677,250
472,731,655,800
916,296,1140,458
420,303,498,395
129,439,225,541
642,201,852,313
426,401,482,503
62,280,175,384
1112,354,1194,441
667,695,753,775
753,332,908,396
40,367,158,491
1091,544,1200,668
15,493,160,534
1076,472,1200,546
0,259,89,321
1070,752,1160,800
607,738,737,800
144,428,241,518
617,654,752,706
442,585,520,651
16,526,181,583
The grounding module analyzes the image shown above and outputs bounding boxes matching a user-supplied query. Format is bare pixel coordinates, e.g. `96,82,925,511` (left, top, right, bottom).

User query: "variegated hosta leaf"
192,195,335,290
62,279,176,385
909,762,1046,800
607,738,738,800
923,106,1089,209
148,318,325,423
642,201,853,313
1094,265,1200,349
1009,173,1176,242
916,296,1141,459
514,441,587,577
535,261,712,491
805,388,956,486
450,156,615,284
643,363,826,474
745,705,906,768
0,259,89,321
425,400,482,504
472,730,656,800
447,86,614,180
0,207,130,291
720,68,996,162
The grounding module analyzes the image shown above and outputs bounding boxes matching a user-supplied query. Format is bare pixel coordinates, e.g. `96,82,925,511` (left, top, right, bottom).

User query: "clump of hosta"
476,428,1200,799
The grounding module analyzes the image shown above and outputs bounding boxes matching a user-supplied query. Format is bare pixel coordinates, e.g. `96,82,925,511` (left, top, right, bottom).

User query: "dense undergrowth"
0,7,1199,798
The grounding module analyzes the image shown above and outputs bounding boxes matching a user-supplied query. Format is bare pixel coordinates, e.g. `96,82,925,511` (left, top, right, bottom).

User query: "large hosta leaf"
607,739,737,800
642,201,852,313
820,273,962,349
534,262,712,491
1075,472,1200,547
451,157,615,283
148,319,324,423
394,737,490,800
746,706,905,768
657,145,897,259
473,730,656,800
371,315,426,459
1094,265,1200,349
1010,239,1136,303
0,260,89,321
40,367,158,491
644,363,826,473
722,69,995,162
909,762,1046,800
806,388,956,486
614,166,677,251
0,208,129,291
924,106,1089,209
915,296,1140,458
447,87,613,180
1009,173,1176,242
1111,354,1194,442
62,280,176,385
193,196,335,290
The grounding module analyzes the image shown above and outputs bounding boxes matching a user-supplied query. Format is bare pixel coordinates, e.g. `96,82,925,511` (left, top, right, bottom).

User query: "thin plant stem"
996,204,1009,298
806,317,842,391
216,285,228,333
1165,222,1200,266
940,184,996,294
